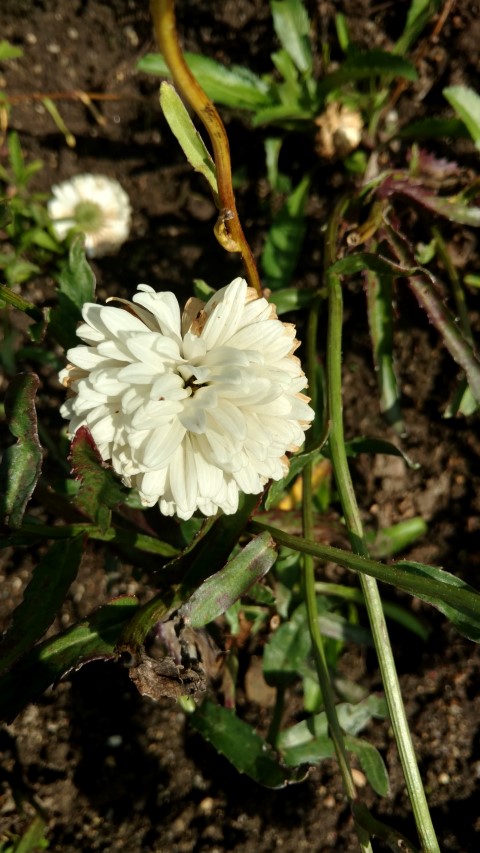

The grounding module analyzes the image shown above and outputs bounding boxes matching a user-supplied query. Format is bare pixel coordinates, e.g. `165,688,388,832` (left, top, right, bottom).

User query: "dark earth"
1,1,480,850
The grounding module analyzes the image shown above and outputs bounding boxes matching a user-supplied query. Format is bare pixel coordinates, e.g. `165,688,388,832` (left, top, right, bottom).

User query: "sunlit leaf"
444,85,480,150
0,537,84,673
160,82,218,195
0,596,139,722
138,53,271,110
0,373,42,528
0,40,23,61
394,0,442,55
271,0,313,75
49,235,96,349
180,532,277,628
190,698,308,788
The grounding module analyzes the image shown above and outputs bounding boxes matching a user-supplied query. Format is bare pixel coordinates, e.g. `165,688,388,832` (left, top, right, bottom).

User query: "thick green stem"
302,301,372,851
325,202,439,852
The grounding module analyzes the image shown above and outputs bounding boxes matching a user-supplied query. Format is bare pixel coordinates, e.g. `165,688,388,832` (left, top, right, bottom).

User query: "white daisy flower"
48,174,131,258
60,277,314,520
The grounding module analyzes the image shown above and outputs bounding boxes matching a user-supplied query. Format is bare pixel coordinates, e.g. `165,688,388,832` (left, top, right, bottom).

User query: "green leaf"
2,517,178,558
278,697,388,774
336,436,419,469
0,537,84,673
252,103,313,127
7,132,26,185
314,581,430,640
370,517,427,559
0,40,23,61
268,287,313,314
397,117,470,141
394,0,442,55
0,596,139,722
317,50,417,100
271,0,313,74
365,268,404,432
0,373,42,528
193,278,216,301
49,235,96,349
69,426,127,532
190,698,307,787
345,735,390,796
27,226,63,253
180,532,277,628
119,493,262,649
330,251,418,278
252,521,480,642
160,83,217,195
4,258,41,286
409,276,480,403
263,603,312,686
265,447,324,510
443,85,480,151
281,733,334,765
261,175,310,289
395,560,480,642
138,53,271,110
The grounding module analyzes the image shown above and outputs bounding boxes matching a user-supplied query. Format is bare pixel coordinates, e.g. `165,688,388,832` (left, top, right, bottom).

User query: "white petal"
200,278,247,349
142,421,186,468
133,290,182,343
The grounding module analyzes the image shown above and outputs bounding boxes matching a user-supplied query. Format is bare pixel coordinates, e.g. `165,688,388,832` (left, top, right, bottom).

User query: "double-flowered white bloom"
48,174,131,257
60,277,314,520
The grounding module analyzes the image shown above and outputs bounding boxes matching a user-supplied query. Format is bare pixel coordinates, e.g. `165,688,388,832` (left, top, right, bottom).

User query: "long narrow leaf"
49,236,96,349
0,537,84,673
365,268,404,432
180,532,277,628
190,698,307,788
271,0,313,75
0,373,42,528
444,85,480,150
138,53,271,110
0,596,139,722
251,521,480,641
316,50,417,101
394,0,442,55
408,276,480,404
160,82,218,195
261,175,310,289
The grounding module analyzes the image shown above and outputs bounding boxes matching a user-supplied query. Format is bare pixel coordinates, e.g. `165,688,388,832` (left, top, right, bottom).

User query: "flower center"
73,200,104,232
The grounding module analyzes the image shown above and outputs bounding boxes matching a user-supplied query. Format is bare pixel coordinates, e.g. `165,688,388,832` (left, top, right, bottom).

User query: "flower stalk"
302,297,372,852
324,198,440,852
150,0,262,295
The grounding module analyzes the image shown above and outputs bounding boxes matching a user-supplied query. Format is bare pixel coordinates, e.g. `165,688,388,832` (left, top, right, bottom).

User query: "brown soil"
1,1,480,851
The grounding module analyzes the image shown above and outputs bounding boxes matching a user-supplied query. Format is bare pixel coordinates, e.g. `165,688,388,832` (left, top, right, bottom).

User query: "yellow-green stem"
302,302,372,852
150,0,261,295
324,199,439,852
